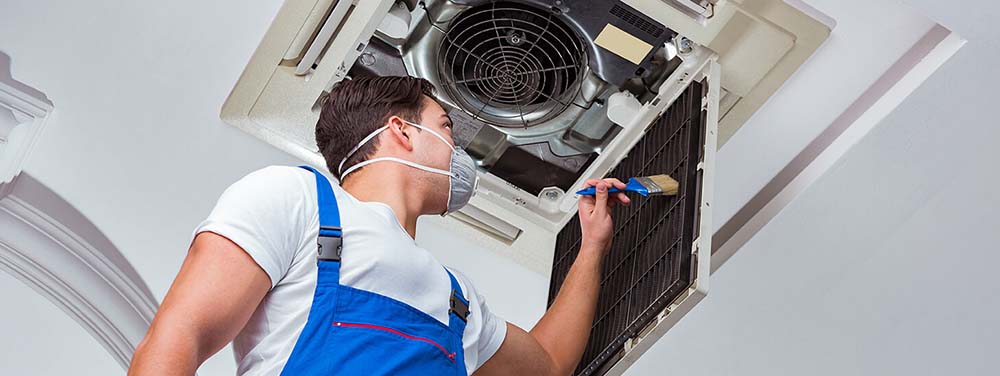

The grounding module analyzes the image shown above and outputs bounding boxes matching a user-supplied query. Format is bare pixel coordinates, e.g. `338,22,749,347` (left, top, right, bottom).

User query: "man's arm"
476,178,628,376
128,232,271,375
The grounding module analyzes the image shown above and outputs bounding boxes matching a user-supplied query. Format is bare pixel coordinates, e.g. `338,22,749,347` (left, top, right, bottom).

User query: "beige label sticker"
594,24,653,65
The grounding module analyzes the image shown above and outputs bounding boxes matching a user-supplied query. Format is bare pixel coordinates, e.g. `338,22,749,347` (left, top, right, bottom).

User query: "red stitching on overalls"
334,322,457,363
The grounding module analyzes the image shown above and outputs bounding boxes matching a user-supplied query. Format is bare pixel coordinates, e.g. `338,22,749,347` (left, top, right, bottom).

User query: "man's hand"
578,178,630,255
476,177,629,376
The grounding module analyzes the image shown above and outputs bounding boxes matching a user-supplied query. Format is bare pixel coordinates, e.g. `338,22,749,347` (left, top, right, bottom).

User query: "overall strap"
298,166,342,263
445,268,470,337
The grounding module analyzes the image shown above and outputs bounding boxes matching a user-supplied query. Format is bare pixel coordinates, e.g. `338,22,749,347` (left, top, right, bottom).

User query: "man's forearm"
129,330,200,375
529,244,605,375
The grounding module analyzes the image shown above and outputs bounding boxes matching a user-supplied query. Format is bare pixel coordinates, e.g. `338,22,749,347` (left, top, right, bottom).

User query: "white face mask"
338,120,479,215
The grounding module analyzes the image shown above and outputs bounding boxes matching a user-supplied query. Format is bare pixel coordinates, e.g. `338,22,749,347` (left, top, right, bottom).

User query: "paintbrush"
575,175,679,197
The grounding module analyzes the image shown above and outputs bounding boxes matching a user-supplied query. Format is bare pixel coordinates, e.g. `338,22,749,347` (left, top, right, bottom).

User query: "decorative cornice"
0,174,158,369
0,80,52,185
0,57,157,371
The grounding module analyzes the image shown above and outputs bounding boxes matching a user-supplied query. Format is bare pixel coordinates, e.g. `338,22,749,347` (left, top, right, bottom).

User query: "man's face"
410,95,456,212
410,95,454,164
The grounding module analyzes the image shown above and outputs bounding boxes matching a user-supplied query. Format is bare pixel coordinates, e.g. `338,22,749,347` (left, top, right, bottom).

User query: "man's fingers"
581,177,629,209
614,192,630,206
604,178,627,190
594,181,609,216
581,179,603,189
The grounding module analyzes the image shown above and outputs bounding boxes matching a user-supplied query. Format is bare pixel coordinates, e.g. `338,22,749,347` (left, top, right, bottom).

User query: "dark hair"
315,76,437,180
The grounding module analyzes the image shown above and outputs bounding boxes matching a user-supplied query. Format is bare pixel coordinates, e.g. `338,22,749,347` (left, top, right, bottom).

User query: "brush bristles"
644,174,679,196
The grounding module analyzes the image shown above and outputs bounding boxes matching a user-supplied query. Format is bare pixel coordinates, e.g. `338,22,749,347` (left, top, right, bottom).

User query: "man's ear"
385,116,414,152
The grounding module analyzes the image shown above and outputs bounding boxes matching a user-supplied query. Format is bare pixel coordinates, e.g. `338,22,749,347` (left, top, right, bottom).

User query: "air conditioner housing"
221,1,830,374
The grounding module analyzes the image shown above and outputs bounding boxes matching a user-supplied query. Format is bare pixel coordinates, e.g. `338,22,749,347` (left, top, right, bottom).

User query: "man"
129,76,630,375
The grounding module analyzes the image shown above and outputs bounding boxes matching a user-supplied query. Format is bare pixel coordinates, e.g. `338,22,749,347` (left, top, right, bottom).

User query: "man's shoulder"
245,165,316,181
211,166,326,214
443,266,478,298
232,165,319,193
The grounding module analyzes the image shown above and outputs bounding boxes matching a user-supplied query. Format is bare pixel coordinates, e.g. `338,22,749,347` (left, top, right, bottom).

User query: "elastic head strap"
337,125,390,176
340,156,452,181
339,120,457,178
401,120,455,148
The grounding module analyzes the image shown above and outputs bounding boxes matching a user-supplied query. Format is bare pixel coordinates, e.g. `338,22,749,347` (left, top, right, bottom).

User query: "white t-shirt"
193,166,507,375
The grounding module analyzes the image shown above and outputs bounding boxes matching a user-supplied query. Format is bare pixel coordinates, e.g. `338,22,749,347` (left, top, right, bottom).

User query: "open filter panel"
548,80,706,375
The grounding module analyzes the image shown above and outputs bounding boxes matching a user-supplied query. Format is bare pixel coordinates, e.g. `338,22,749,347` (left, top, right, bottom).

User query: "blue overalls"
281,166,471,375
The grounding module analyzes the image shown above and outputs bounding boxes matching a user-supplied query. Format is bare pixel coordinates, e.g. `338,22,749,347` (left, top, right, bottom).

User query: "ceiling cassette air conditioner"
221,1,829,374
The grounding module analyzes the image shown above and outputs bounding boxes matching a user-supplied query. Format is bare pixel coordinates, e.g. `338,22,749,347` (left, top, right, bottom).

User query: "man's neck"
340,164,423,239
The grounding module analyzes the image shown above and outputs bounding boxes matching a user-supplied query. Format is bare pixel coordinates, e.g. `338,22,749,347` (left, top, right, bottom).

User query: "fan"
437,2,587,128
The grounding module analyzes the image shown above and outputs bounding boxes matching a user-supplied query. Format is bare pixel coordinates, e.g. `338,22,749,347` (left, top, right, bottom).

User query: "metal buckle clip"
317,235,342,262
449,289,470,322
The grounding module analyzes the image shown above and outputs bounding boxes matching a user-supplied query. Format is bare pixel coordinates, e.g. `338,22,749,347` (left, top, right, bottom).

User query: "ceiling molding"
0,75,52,185
711,24,965,273
0,59,157,369
0,173,158,370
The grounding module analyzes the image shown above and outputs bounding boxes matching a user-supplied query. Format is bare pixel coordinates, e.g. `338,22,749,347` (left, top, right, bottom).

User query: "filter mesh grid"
548,80,706,375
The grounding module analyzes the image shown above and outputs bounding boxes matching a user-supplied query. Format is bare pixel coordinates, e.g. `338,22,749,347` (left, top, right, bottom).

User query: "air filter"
548,80,706,375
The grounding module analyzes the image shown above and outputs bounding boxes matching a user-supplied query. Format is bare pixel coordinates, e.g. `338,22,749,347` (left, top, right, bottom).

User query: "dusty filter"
548,81,706,375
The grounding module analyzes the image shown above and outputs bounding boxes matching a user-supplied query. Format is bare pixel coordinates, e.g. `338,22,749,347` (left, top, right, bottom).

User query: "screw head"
676,36,694,54
506,30,525,46
359,52,376,66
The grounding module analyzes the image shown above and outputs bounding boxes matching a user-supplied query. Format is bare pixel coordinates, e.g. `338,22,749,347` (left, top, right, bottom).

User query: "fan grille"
438,2,586,128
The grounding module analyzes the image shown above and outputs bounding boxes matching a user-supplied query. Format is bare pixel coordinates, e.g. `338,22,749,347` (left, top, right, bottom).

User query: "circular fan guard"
438,2,586,128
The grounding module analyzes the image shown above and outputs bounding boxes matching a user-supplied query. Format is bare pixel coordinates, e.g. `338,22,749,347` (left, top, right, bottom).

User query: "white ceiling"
0,272,122,374
625,0,1000,374
713,0,936,228
1,0,997,374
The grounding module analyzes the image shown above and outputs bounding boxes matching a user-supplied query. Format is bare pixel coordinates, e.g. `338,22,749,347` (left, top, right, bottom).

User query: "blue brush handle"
575,178,649,196
576,186,625,195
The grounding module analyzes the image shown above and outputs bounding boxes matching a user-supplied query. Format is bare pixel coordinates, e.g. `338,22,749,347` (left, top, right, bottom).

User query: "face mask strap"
338,119,456,176
338,125,390,176
401,120,455,149
340,157,453,180
400,121,460,214
442,172,454,216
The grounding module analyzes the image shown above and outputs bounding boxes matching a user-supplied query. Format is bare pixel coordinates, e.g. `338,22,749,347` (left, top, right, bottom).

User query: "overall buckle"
317,226,343,262
449,290,470,322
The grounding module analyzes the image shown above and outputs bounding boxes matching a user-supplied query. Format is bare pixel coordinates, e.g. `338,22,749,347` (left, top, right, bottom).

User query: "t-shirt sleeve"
192,166,313,288
473,291,508,368
445,268,509,371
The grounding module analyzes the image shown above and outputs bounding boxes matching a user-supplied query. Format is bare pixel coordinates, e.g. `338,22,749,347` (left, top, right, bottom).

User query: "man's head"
315,76,458,212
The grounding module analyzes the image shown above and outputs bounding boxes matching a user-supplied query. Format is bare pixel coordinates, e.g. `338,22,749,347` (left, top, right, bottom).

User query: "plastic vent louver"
609,4,664,38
